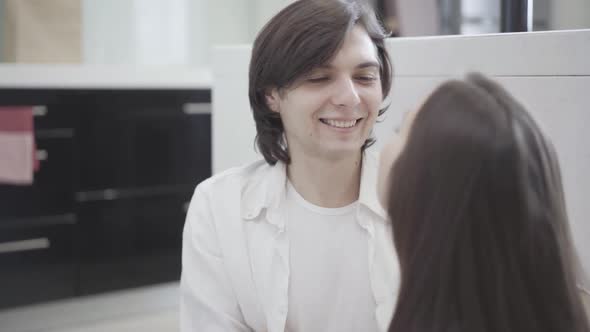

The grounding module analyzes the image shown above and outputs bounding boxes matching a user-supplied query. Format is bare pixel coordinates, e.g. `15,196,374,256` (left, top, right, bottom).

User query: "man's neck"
287,151,363,208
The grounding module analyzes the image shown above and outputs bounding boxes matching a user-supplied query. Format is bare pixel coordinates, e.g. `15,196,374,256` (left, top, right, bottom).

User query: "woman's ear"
265,89,280,113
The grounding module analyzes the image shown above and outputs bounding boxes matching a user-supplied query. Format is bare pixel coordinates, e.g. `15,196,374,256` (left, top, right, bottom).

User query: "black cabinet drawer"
0,222,76,309
76,193,190,295
0,136,75,220
76,106,210,191
32,104,76,130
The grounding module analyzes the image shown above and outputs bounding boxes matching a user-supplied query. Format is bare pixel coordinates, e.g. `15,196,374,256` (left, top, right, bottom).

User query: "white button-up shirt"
180,152,400,332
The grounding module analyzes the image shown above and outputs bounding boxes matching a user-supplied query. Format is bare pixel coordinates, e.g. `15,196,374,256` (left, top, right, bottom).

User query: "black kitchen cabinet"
0,88,210,309
76,193,189,295
0,135,76,219
74,90,211,191
0,220,76,309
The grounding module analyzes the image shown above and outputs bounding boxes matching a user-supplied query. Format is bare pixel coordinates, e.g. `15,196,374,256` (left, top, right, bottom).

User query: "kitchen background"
0,1,588,332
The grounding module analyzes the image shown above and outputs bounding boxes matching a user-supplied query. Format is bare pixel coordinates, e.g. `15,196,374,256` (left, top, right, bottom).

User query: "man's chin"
318,145,365,161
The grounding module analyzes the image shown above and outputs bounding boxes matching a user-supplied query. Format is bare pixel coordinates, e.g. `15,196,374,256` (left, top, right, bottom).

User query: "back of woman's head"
387,73,589,332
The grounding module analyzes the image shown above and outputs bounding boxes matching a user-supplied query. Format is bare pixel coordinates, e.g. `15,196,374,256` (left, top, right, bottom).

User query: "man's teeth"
323,119,358,128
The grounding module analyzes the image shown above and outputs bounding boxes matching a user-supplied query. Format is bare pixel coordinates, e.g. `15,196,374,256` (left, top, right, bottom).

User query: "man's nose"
331,77,361,109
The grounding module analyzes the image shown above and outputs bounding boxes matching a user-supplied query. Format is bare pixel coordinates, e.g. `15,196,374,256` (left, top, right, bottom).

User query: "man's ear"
265,88,280,113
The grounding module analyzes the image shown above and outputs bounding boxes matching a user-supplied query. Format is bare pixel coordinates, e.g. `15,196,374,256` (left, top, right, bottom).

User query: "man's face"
266,25,384,162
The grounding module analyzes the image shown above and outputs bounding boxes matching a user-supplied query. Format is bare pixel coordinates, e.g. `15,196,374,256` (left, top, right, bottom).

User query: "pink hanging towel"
0,107,36,185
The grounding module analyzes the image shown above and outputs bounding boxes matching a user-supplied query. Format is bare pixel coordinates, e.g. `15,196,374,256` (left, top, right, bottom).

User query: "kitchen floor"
0,282,179,332
2,282,588,332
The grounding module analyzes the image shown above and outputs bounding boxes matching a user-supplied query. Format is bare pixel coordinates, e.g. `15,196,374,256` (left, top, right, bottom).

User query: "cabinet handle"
0,238,50,254
32,106,48,117
75,185,190,202
36,149,48,161
36,128,75,139
182,103,210,115
0,213,77,228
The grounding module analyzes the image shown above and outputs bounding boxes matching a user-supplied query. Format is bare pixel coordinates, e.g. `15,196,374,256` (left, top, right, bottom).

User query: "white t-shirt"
284,181,379,332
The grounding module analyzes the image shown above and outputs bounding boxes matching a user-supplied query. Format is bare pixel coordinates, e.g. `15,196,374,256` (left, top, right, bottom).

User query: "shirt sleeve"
180,185,253,332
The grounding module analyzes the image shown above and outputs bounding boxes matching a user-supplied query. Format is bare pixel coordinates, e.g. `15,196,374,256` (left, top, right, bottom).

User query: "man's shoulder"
195,159,270,195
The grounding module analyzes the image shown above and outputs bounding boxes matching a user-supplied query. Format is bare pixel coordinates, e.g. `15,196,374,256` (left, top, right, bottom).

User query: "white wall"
251,0,294,37
212,45,257,172
82,0,293,66
82,0,137,64
83,0,198,65
550,0,590,30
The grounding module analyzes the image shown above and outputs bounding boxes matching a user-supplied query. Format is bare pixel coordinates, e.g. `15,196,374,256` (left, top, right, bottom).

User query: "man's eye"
357,75,377,82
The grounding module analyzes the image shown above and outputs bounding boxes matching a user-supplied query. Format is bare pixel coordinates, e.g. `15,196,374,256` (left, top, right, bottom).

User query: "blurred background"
0,1,588,332
0,0,589,65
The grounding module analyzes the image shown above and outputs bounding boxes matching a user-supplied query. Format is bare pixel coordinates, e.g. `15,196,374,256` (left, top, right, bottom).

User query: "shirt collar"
240,151,387,222
357,151,388,221
240,160,287,221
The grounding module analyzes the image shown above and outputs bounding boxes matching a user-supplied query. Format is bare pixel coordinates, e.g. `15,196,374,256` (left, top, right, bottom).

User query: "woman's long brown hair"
387,73,589,332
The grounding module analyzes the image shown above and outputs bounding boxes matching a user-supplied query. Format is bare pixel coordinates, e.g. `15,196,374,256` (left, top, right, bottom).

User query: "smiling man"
180,1,399,331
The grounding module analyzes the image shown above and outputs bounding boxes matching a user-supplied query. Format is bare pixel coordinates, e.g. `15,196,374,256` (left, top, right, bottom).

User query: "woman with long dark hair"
378,73,589,332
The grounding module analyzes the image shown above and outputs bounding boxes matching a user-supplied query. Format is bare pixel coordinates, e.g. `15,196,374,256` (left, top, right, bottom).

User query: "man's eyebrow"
356,61,380,69
315,61,380,70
